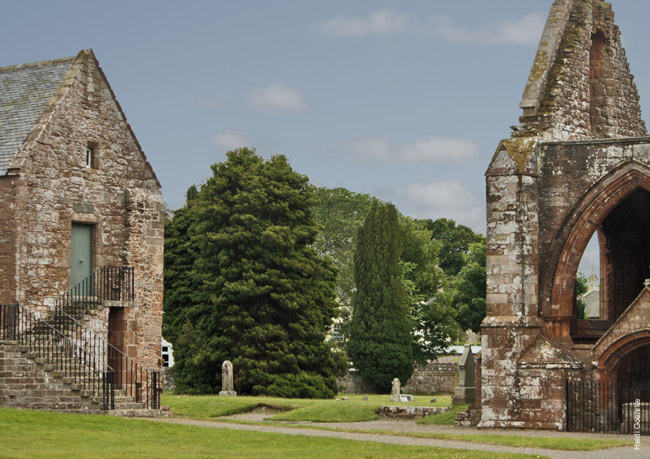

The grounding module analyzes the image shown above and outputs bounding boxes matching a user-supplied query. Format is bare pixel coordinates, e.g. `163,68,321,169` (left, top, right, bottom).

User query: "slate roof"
0,56,74,175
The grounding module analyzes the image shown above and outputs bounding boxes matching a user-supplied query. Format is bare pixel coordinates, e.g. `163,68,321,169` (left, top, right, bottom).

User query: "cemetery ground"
0,394,636,458
0,394,632,458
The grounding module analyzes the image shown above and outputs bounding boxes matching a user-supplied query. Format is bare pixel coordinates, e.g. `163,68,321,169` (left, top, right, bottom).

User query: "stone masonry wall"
481,0,650,430
537,139,650,319
9,51,163,370
0,340,101,413
519,0,647,140
338,361,460,395
0,176,17,304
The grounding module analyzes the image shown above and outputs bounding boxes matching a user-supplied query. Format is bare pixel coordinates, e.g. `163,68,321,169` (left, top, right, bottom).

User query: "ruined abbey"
482,0,650,431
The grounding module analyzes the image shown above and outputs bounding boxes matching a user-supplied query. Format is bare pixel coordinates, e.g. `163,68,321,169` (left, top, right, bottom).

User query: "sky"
2,0,650,276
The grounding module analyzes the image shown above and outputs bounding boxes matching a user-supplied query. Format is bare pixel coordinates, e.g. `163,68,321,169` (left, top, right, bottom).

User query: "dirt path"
146,414,644,459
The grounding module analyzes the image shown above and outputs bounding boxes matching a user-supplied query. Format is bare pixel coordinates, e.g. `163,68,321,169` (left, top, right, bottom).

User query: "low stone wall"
161,367,175,392
379,405,449,419
338,360,459,394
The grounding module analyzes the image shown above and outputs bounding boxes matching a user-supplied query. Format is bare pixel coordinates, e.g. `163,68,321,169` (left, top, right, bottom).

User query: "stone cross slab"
219,360,237,396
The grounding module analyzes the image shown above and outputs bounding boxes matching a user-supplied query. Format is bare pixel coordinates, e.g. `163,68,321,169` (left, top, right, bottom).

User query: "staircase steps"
1,270,161,417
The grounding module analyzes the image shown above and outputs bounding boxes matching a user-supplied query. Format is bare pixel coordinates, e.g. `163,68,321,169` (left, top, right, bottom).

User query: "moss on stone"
503,137,538,172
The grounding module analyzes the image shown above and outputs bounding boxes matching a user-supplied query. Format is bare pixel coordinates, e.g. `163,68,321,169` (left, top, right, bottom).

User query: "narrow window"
86,147,94,168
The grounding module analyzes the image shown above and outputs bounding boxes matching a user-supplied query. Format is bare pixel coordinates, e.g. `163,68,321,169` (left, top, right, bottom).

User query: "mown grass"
162,393,450,423
417,404,469,425
0,407,541,459
325,429,629,452
162,394,630,452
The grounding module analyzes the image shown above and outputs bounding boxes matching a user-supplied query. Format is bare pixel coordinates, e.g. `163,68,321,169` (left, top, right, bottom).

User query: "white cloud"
246,82,309,113
406,180,477,210
212,129,257,151
335,135,479,164
315,10,545,46
314,9,411,37
405,180,485,231
193,97,227,110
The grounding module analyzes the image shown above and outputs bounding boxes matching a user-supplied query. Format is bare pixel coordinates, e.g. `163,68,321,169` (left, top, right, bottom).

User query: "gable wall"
0,176,18,303
521,1,646,140
13,54,163,369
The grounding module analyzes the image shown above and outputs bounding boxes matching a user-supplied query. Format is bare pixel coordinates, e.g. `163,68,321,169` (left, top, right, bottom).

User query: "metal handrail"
57,266,135,318
0,303,114,409
51,266,160,409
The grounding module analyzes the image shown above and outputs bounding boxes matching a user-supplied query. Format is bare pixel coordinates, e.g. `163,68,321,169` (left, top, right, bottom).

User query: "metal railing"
0,264,161,411
49,303,161,408
0,303,114,409
51,266,160,409
57,266,134,318
567,380,650,434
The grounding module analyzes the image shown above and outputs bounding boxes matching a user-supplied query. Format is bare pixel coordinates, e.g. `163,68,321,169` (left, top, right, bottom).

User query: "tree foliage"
347,202,413,392
575,272,589,320
311,187,377,317
418,218,485,276
164,148,339,397
452,242,487,333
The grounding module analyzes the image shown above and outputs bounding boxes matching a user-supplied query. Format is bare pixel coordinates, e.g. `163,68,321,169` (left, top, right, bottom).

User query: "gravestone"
390,377,401,403
452,345,476,405
219,360,237,396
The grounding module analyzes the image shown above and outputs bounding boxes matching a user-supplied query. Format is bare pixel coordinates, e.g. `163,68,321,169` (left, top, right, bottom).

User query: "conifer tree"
347,202,413,392
166,148,339,397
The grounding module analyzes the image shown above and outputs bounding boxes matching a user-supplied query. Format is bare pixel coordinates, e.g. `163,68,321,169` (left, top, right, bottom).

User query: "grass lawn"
328,429,629,452
162,393,450,423
161,394,630,452
0,407,540,459
417,404,469,425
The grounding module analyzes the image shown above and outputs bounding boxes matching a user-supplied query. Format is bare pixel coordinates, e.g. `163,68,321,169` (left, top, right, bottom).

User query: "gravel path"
146,414,646,459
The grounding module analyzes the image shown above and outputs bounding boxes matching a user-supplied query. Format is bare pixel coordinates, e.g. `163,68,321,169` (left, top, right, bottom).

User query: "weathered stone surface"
452,345,476,405
338,361,460,395
0,50,164,412
378,405,449,420
482,0,650,431
390,378,401,402
219,360,237,396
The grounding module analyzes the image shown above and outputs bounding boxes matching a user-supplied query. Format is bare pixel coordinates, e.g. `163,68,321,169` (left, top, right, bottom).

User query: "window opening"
86,147,94,168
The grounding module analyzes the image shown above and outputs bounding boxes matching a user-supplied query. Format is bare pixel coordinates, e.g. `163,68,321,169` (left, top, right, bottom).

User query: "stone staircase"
0,340,102,413
0,266,164,417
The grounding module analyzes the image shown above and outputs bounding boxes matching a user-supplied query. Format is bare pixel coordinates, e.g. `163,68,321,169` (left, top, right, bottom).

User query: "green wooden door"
71,223,94,287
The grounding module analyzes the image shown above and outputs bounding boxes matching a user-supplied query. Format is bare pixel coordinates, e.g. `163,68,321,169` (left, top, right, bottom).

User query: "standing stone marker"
390,377,401,403
452,345,476,405
219,360,237,396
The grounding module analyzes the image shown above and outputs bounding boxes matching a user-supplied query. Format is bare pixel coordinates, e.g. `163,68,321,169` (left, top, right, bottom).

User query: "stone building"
0,50,164,413
482,0,650,431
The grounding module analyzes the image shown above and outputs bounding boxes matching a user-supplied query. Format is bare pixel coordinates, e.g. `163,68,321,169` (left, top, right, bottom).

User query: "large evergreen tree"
165,148,339,397
347,202,413,392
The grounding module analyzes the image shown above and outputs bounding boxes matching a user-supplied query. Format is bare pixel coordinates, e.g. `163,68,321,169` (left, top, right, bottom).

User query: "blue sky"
2,1,650,274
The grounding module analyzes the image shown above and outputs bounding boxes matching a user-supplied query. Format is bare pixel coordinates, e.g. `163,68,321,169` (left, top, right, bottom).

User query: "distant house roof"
0,56,75,175
445,345,481,355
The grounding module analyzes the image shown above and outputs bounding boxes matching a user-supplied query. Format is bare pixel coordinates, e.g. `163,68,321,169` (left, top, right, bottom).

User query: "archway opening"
571,188,650,342
615,344,650,386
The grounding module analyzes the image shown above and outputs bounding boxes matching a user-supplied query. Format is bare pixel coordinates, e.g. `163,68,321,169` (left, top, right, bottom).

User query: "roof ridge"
0,54,78,74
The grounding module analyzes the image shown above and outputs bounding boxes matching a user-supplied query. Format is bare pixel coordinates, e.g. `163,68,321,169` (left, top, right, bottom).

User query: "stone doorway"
108,307,127,389
615,344,650,387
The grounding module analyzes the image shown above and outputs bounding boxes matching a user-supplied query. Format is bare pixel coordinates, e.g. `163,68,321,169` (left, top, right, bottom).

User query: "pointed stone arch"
544,162,650,339
597,330,650,384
